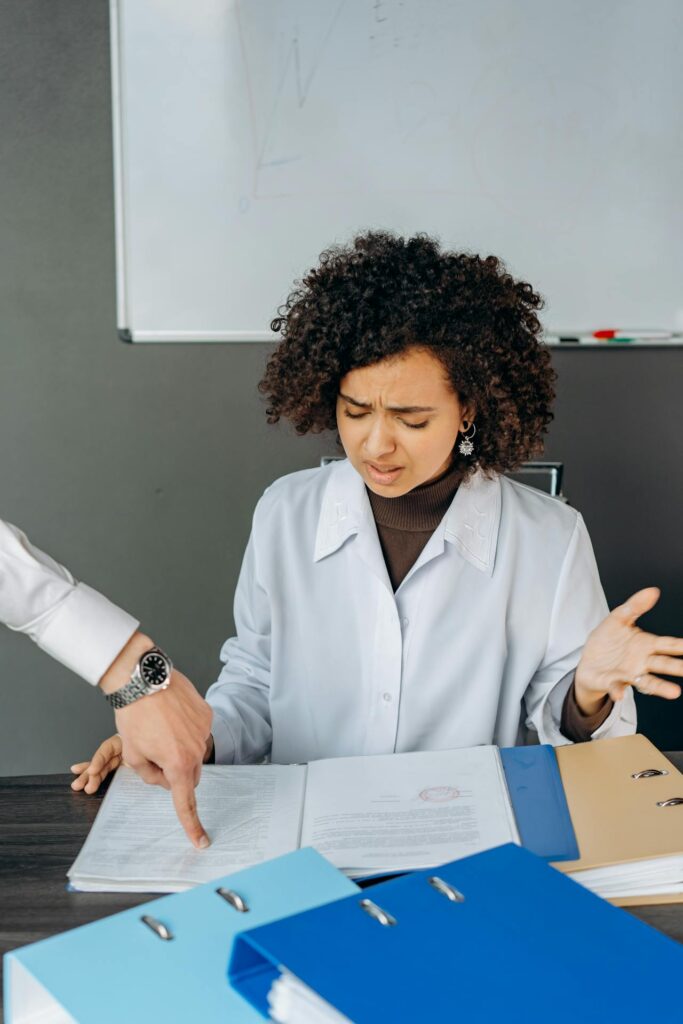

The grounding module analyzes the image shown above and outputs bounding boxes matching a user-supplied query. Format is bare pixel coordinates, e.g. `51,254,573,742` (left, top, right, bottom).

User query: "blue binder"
4,848,358,1024
230,843,683,1024
499,743,578,861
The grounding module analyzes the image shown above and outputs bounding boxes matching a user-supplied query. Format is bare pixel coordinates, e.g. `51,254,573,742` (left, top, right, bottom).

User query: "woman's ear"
460,402,476,432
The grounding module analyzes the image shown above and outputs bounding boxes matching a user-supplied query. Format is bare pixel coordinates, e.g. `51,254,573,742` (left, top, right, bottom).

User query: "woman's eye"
344,411,369,420
402,420,428,430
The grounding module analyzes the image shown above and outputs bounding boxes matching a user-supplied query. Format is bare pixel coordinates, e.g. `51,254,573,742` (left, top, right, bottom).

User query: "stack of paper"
555,735,683,905
67,735,683,906
68,746,521,891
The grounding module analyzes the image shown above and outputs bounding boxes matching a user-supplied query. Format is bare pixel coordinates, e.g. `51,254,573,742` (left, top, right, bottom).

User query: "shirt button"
383,692,392,702
401,617,409,628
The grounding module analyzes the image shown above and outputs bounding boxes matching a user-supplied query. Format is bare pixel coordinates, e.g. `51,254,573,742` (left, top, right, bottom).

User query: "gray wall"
546,349,683,750
1,0,681,777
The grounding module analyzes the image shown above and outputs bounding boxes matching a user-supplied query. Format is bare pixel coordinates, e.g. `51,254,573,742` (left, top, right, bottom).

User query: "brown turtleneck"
366,460,463,590
366,464,613,743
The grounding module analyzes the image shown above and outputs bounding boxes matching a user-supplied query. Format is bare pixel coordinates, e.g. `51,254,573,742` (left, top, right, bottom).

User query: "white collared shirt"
207,460,636,764
0,519,139,684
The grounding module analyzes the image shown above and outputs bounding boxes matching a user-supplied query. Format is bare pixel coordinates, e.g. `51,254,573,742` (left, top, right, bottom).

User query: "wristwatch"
104,646,173,709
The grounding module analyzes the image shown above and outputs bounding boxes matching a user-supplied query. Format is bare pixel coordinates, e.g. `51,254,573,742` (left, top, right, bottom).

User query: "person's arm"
0,519,139,683
1,518,212,848
205,514,273,765
559,680,612,742
524,513,637,744
98,633,213,848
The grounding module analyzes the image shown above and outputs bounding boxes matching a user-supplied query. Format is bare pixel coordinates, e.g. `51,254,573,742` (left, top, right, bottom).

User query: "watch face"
141,651,169,688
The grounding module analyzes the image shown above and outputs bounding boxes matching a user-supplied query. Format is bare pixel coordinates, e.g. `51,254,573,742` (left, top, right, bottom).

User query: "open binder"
3,848,357,1024
553,733,683,905
66,743,579,894
229,843,683,1024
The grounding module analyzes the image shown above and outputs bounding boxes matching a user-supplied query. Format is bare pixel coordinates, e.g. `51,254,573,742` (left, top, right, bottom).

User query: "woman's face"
336,347,473,497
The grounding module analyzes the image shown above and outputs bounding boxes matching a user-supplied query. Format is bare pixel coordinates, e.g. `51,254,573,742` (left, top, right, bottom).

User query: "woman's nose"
363,417,396,458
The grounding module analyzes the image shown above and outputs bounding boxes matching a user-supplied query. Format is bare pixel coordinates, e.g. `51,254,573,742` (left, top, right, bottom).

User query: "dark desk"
2,761,683,1022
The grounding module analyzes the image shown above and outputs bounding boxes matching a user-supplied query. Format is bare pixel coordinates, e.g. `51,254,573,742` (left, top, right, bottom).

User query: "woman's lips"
365,462,404,484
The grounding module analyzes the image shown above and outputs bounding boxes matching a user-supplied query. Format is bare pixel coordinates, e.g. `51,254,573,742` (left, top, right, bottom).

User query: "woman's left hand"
70,734,124,794
575,587,683,714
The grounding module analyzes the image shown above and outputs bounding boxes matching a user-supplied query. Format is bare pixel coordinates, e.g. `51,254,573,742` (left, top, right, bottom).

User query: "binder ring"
359,898,397,927
216,887,250,912
428,876,465,903
656,797,683,807
631,769,669,779
140,915,174,941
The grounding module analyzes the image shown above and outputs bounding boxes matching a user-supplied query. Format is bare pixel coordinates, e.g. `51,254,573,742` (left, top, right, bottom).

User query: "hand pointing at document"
98,632,213,849
0,517,212,850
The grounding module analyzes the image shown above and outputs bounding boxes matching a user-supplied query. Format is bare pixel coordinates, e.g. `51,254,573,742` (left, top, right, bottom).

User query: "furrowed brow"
338,392,371,408
386,404,436,413
338,393,435,413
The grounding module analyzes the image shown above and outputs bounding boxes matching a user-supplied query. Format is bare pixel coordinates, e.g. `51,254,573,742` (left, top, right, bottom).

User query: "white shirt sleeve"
524,512,637,744
0,519,139,685
205,516,273,765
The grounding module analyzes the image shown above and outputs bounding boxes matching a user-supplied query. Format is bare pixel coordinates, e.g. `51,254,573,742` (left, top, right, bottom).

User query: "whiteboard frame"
108,0,683,348
110,0,129,341
109,0,272,344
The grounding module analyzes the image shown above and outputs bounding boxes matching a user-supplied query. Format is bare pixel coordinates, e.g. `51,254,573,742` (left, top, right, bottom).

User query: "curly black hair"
259,230,556,476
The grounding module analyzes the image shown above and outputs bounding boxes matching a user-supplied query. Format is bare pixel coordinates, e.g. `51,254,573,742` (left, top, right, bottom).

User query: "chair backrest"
505,461,564,498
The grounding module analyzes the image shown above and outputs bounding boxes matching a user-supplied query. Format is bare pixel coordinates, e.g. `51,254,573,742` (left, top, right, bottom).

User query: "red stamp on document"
419,786,459,802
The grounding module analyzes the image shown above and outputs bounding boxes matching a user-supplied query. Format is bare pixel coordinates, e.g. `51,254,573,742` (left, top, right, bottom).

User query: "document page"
68,764,306,892
301,747,519,874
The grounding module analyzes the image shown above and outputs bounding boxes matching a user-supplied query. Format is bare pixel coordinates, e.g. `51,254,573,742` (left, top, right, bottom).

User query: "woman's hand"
575,587,683,713
70,734,123,794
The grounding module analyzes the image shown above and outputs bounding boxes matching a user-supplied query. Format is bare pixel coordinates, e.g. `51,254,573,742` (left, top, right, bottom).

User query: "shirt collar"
314,459,501,576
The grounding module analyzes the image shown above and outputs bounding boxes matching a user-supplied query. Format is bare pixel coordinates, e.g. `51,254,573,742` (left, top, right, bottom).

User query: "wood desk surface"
2,758,682,1021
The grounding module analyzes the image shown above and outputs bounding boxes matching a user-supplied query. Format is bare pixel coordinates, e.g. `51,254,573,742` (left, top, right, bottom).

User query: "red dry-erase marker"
593,329,675,340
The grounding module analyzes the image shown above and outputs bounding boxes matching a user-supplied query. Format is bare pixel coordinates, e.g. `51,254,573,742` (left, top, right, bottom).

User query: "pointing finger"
169,776,210,850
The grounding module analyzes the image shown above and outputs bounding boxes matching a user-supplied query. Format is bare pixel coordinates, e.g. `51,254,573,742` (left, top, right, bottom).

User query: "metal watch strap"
103,646,173,709
106,675,156,710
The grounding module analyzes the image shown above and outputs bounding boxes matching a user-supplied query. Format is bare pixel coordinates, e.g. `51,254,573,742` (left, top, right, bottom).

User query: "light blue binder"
4,848,357,1024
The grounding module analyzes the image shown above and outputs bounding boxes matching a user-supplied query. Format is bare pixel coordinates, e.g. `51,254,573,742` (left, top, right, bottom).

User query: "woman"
73,232,681,789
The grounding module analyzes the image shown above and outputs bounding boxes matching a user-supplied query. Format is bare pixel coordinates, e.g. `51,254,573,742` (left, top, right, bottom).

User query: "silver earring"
458,422,476,457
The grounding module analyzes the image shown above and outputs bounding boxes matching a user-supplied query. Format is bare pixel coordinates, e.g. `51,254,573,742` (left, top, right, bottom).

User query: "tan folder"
551,734,683,905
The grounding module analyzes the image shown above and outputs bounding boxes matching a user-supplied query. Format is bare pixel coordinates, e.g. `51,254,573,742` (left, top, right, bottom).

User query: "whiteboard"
111,0,683,342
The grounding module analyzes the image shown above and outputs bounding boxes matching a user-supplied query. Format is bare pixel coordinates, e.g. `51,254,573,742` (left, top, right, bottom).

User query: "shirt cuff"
589,689,637,739
561,681,614,743
210,707,238,764
35,582,139,686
